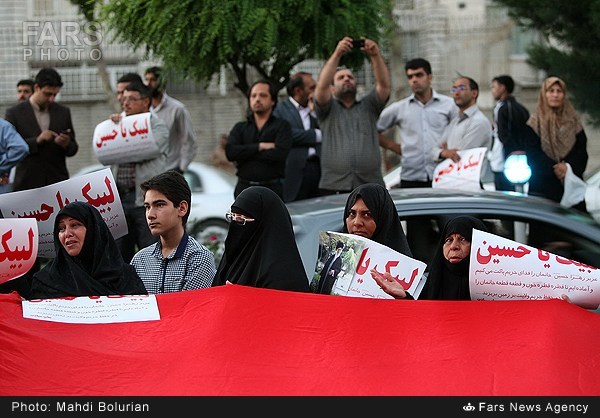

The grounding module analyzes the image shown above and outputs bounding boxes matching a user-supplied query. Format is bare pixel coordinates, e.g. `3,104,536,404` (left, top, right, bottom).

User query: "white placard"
22,294,160,324
93,112,161,165
0,218,38,285
470,229,600,309
0,168,126,258
433,147,487,191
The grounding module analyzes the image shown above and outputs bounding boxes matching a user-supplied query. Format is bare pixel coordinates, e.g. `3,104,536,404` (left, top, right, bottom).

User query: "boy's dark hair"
17,79,34,89
117,72,143,85
405,58,432,75
124,81,152,99
140,170,192,226
34,68,63,88
492,75,515,94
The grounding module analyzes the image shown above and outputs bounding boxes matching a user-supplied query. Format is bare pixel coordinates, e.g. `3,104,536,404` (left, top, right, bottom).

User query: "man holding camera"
4,68,78,192
314,36,390,195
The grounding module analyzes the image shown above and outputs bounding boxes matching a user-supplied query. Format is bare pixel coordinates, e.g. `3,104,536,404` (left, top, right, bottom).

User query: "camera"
352,39,365,49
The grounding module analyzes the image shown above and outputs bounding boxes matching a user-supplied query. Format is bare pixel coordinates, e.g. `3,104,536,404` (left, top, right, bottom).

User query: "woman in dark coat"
524,76,588,208
28,201,147,299
212,186,310,292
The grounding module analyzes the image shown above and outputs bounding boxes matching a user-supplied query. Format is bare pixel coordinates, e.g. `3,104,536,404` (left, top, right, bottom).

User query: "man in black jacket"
489,75,530,192
5,68,78,192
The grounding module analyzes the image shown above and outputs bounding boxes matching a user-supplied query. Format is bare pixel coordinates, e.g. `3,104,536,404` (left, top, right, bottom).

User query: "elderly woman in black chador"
28,201,147,300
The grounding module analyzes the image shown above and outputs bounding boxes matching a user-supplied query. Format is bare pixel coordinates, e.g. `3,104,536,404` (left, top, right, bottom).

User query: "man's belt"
238,177,283,186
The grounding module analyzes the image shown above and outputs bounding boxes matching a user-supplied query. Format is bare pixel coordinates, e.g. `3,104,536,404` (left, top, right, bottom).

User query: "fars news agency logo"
21,21,103,62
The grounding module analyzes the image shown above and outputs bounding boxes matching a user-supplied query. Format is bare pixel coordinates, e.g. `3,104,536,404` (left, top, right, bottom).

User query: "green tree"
70,0,120,111
100,0,394,95
494,0,600,124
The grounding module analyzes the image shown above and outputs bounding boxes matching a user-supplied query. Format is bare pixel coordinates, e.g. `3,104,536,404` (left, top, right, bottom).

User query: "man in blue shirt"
0,118,29,194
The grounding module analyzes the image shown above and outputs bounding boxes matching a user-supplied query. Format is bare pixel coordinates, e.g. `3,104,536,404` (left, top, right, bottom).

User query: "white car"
74,162,236,264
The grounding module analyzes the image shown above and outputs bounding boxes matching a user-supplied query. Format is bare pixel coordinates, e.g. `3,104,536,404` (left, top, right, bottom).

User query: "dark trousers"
235,179,283,201
294,159,321,201
493,171,516,192
400,180,434,265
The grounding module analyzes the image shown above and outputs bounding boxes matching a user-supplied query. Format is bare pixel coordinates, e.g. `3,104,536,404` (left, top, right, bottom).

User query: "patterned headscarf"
526,76,583,162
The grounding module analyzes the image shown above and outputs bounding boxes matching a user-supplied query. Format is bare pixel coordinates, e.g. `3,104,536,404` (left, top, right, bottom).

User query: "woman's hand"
370,268,408,299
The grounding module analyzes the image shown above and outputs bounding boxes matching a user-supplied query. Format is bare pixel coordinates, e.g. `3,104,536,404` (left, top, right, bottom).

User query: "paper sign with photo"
313,231,426,299
311,231,365,295
0,168,126,258
93,112,161,165
470,229,600,309
433,147,487,191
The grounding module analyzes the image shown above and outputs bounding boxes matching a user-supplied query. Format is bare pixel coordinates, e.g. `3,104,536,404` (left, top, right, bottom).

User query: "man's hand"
0,173,9,185
440,147,461,162
109,113,122,124
54,131,71,149
258,142,275,151
36,129,57,144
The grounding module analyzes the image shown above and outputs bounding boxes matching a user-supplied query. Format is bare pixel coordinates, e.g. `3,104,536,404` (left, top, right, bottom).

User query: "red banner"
1,285,599,396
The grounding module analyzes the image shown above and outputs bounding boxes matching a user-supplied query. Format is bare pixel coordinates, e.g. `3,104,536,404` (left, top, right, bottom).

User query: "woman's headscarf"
342,183,412,256
28,201,147,299
526,76,583,162
212,186,310,292
419,216,487,300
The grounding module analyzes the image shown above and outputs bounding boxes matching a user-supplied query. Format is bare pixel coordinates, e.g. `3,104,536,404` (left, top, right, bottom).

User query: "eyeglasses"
225,212,256,226
451,85,469,93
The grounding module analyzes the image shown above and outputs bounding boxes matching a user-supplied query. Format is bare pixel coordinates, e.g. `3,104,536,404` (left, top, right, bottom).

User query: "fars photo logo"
21,21,103,61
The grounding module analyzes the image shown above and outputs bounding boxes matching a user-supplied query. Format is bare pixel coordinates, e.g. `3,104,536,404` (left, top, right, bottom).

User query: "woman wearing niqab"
28,201,147,299
211,186,310,292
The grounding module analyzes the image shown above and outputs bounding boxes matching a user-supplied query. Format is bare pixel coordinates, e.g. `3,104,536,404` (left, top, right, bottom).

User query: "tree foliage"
100,0,394,95
70,0,119,111
494,0,600,124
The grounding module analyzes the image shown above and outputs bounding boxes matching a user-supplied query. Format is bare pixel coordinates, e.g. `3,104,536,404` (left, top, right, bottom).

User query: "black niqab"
212,186,310,292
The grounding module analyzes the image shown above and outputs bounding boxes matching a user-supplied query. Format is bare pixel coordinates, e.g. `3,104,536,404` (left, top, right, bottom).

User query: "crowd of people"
0,37,591,304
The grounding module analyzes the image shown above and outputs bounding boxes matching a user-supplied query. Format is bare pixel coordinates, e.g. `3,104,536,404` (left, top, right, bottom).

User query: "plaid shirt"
131,233,216,294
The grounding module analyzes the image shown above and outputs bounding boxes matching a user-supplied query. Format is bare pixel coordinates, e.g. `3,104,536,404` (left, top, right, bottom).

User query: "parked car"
287,188,600,296
74,162,235,265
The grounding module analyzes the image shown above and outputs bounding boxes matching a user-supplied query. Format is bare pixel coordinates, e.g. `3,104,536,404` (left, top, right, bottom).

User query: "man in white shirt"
144,66,198,173
377,58,457,188
436,76,492,166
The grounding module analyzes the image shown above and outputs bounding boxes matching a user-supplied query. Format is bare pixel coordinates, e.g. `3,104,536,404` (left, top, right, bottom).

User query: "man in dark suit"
5,68,78,192
317,241,344,295
273,72,322,202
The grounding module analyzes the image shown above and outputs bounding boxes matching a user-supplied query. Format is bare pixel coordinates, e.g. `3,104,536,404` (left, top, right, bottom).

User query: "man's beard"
336,86,356,101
